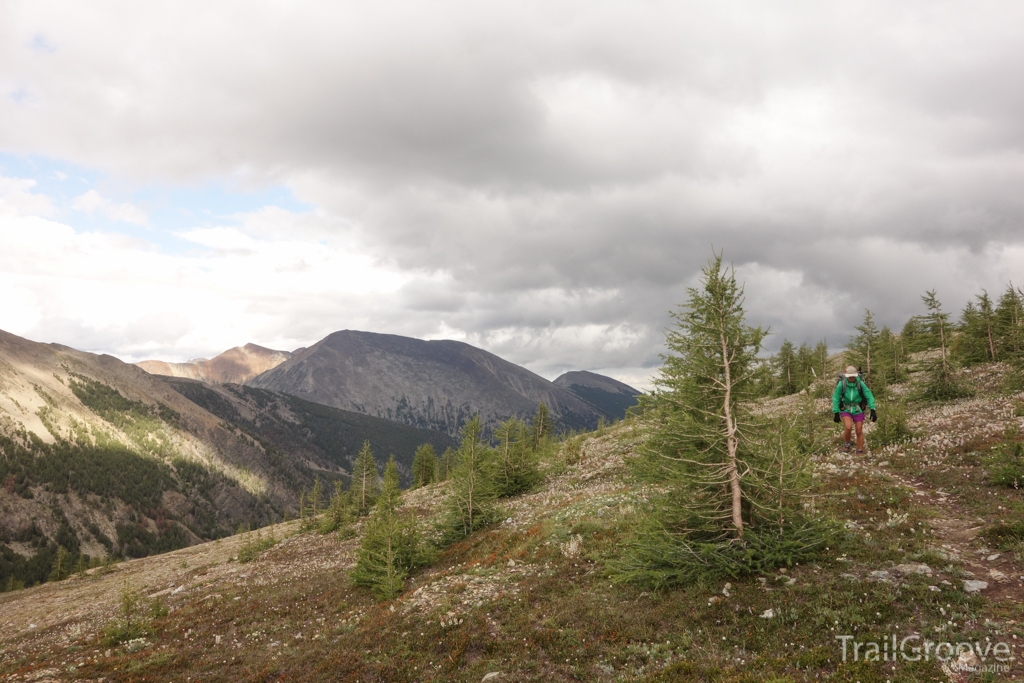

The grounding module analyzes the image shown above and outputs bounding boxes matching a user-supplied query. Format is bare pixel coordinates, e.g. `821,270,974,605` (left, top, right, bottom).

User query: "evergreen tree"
438,448,455,481
869,325,905,393
847,310,879,378
382,455,400,491
955,294,995,365
351,441,379,516
351,455,423,600
411,444,438,488
642,252,768,537
995,284,1024,360
530,403,551,451
815,340,829,380
773,339,797,395
493,417,539,497
918,290,972,400
615,253,827,587
440,416,498,542
303,478,324,531
900,315,935,353
977,291,997,362
795,342,815,391
319,480,352,535
49,546,71,582
922,290,952,374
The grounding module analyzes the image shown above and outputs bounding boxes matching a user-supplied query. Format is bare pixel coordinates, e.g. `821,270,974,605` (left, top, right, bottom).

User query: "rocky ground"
4,363,1024,681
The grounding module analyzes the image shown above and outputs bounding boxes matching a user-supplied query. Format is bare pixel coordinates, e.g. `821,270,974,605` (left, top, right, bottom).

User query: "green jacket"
832,377,876,415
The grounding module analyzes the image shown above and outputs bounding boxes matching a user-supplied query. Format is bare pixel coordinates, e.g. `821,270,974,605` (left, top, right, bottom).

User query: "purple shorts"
840,412,865,423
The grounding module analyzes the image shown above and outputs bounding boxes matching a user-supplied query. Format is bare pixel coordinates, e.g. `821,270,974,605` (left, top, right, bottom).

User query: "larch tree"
493,416,538,497
652,252,766,536
411,443,438,488
922,290,951,372
848,309,879,378
615,252,828,587
440,416,497,542
773,339,797,395
351,441,379,516
530,403,551,452
351,455,422,600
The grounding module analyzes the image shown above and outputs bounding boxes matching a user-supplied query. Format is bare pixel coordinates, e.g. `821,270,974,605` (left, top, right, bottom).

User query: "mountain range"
139,330,641,435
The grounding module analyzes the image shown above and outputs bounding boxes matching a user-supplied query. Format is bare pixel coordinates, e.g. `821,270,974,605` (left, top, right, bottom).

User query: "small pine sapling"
351,456,424,600
351,441,379,516
411,443,438,488
439,416,498,543
320,480,353,536
918,290,973,400
493,417,540,497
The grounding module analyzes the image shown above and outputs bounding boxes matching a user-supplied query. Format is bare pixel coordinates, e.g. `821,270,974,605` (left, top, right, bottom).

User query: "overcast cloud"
2,1,1024,389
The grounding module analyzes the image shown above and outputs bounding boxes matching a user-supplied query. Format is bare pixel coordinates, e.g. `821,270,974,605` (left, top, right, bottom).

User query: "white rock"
928,585,940,592
963,580,989,594
760,609,775,619
869,570,890,580
894,563,932,575
987,553,1001,561
482,673,503,682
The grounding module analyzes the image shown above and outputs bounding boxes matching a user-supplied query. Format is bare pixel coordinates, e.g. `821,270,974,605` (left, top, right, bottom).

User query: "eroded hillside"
0,329,342,583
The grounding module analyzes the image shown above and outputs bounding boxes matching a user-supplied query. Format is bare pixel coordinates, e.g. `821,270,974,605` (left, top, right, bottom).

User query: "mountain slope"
246,330,603,436
160,378,456,486
137,343,291,384
0,330,339,586
552,370,640,421
4,362,1022,681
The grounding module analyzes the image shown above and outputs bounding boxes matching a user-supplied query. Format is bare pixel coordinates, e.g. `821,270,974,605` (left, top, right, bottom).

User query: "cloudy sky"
2,1,1023,390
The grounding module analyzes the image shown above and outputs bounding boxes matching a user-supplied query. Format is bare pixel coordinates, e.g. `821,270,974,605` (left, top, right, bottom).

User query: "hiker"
832,365,877,454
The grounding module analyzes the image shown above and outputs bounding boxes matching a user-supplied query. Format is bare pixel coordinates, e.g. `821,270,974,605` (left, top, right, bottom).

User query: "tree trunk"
721,331,743,537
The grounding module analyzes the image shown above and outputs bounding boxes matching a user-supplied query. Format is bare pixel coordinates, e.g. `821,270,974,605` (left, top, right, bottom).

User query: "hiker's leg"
855,419,865,451
842,415,854,445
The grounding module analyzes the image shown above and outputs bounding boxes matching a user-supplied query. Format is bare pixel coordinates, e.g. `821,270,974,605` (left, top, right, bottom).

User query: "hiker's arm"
863,382,876,410
831,382,842,413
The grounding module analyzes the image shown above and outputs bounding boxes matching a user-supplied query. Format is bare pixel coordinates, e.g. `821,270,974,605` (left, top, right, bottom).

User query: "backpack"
836,373,869,412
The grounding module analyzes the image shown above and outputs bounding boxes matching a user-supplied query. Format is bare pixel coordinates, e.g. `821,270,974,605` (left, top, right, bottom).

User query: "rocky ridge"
136,343,292,385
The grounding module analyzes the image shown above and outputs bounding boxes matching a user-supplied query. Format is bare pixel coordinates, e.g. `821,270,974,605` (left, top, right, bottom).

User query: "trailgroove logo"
836,633,1012,673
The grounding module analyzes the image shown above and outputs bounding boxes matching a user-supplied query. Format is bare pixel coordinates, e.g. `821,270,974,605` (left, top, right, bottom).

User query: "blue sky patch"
0,152,312,254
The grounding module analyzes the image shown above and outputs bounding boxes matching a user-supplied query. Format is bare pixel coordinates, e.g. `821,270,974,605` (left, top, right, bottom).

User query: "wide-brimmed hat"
844,365,858,378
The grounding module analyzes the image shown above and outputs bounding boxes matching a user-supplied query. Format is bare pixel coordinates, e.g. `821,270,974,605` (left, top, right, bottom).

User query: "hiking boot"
843,442,852,453
856,450,865,455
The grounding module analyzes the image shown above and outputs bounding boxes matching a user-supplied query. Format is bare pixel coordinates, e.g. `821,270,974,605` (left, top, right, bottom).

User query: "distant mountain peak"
137,344,292,384
247,329,603,436
553,370,640,422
